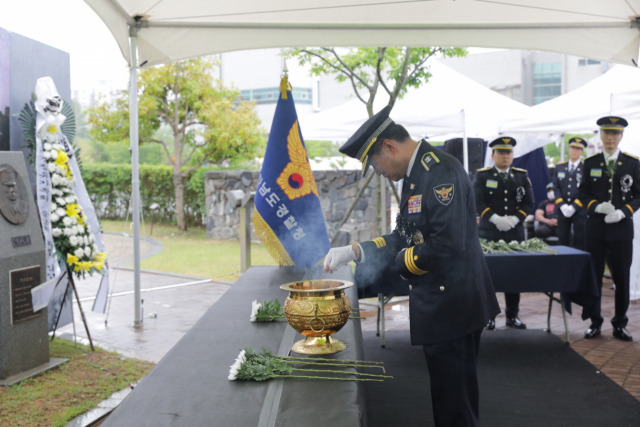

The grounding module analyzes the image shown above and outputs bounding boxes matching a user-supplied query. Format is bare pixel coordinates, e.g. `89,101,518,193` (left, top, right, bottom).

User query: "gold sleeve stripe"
405,247,427,275
555,198,564,204
587,200,597,209
518,210,527,217
372,237,386,248
575,199,583,208
626,204,634,214
481,207,491,218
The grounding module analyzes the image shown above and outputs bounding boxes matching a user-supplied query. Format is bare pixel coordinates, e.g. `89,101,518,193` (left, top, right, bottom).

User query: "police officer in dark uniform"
473,137,534,330
580,116,640,341
323,106,499,427
553,137,587,249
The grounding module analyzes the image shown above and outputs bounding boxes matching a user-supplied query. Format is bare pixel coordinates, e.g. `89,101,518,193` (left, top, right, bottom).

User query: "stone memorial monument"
0,152,64,385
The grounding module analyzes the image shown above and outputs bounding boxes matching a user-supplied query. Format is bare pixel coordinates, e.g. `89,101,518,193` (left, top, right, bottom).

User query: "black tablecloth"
102,265,365,427
357,246,599,320
485,245,599,319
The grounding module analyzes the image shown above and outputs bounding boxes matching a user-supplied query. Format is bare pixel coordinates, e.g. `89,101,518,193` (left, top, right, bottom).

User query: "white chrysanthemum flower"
47,163,56,173
51,228,62,237
83,236,89,246
250,300,262,322
65,196,74,204
43,151,51,160
56,207,65,216
50,202,57,211
84,246,92,257
69,236,79,246
50,213,59,223
74,248,85,258
228,350,246,381
89,234,95,243
56,198,66,207
50,150,58,160
44,142,52,151
63,228,73,236
62,216,72,226
77,224,85,234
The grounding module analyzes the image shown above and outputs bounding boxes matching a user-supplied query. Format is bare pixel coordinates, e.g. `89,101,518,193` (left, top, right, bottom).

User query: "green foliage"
305,140,341,158
284,47,467,115
543,133,592,165
81,163,210,226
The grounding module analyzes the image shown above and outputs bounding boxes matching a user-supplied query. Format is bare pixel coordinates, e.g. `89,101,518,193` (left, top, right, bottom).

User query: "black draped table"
359,245,598,345
485,245,599,341
101,265,366,427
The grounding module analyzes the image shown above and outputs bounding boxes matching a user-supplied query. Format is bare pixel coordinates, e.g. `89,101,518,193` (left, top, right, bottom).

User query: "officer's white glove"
560,204,576,218
604,209,625,224
323,245,356,273
595,202,615,215
505,216,520,229
489,214,510,232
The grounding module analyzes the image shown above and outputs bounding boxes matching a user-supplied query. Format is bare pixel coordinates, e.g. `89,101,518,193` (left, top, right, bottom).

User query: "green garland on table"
479,238,557,255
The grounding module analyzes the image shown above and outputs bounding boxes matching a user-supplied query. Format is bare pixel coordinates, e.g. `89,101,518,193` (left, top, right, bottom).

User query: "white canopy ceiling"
299,59,529,142
86,0,640,67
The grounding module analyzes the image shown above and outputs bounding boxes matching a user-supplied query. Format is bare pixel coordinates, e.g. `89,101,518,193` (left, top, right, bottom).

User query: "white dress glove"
489,214,511,232
604,209,625,224
595,202,615,215
505,216,520,229
560,204,576,218
323,245,356,273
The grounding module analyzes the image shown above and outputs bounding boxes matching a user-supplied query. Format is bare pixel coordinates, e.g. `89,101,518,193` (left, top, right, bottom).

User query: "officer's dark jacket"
473,166,534,241
553,161,585,212
358,141,500,345
579,152,640,241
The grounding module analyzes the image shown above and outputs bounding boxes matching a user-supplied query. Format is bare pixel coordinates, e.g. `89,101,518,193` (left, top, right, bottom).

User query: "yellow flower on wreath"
65,203,84,224
54,149,73,179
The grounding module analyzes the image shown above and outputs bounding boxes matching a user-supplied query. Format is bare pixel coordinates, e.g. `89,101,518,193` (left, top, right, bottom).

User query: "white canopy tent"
83,0,640,325
299,60,529,142
499,64,640,157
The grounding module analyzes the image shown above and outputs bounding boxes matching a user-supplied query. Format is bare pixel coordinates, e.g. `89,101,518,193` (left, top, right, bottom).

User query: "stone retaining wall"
204,170,389,245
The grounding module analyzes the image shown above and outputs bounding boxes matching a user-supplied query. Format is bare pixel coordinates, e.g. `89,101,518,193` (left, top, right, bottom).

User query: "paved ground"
60,232,640,425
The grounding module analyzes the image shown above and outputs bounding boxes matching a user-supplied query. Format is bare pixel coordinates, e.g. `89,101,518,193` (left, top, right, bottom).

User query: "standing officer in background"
474,137,534,330
323,106,500,427
580,116,640,341
553,137,587,249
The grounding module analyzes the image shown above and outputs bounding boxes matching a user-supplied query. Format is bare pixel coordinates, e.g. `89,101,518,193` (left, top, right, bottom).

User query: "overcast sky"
0,0,129,92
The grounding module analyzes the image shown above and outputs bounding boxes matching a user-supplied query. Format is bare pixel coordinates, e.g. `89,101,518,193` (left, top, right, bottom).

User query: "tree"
284,47,467,116
87,57,266,230
284,47,467,234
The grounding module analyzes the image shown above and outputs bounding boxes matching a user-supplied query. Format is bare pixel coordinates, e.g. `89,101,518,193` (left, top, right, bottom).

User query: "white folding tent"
83,0,640,325
299,60,530,170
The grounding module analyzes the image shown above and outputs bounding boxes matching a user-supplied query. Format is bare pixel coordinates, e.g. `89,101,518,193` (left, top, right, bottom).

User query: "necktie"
569,164,575,174
499,172,508,182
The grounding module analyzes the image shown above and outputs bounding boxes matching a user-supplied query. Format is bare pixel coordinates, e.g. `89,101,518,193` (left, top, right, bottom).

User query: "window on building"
240,87,313,105
578,59,601,66
533,62,561,105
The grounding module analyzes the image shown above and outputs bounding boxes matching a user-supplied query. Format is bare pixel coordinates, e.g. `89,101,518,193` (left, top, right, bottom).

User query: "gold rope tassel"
253,209,294,266
280,75,291,100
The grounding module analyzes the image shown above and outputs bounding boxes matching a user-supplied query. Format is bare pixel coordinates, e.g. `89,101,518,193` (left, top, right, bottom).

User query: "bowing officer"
323,106,499,427
580,116,640,341
553,137,587,249
474,137,534,330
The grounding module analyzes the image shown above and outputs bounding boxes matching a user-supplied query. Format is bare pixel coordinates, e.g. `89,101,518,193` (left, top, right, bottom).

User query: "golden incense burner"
279,279,353,354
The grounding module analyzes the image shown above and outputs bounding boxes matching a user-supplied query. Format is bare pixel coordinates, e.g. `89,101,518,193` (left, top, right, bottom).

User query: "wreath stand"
50,268,95,351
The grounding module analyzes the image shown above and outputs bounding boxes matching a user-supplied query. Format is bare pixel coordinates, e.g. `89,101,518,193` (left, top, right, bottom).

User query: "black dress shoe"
613,327,633,341
486,318,496,331
584,324,601,339
506,317,526,329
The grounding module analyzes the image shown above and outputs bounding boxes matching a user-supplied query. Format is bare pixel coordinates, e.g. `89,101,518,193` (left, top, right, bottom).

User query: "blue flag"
253,77,330,266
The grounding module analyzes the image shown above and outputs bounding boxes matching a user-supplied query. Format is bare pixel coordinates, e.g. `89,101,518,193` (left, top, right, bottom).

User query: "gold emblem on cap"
502,137,511,143
611,118,619,123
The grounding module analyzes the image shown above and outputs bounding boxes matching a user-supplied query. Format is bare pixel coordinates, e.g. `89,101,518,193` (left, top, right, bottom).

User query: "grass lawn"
101,220,277,281
0,339,154,427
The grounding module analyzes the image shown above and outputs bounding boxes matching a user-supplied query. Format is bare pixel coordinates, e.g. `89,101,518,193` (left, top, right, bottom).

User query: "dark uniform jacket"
579,152,640,241
359,141,500,345
553,161,585,212
473,166,534,242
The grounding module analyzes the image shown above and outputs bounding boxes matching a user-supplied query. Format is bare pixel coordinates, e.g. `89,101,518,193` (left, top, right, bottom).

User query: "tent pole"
462,109,469,172
129,25,143,329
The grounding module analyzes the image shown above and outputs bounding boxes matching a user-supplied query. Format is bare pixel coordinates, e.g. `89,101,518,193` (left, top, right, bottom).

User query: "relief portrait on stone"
0,164,29,225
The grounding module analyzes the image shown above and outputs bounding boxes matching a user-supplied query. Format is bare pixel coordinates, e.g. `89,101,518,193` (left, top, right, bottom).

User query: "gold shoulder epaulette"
476,166,492,172
512,167,528,173
586,153,600,160
556,160,568,165
623,152,639,160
